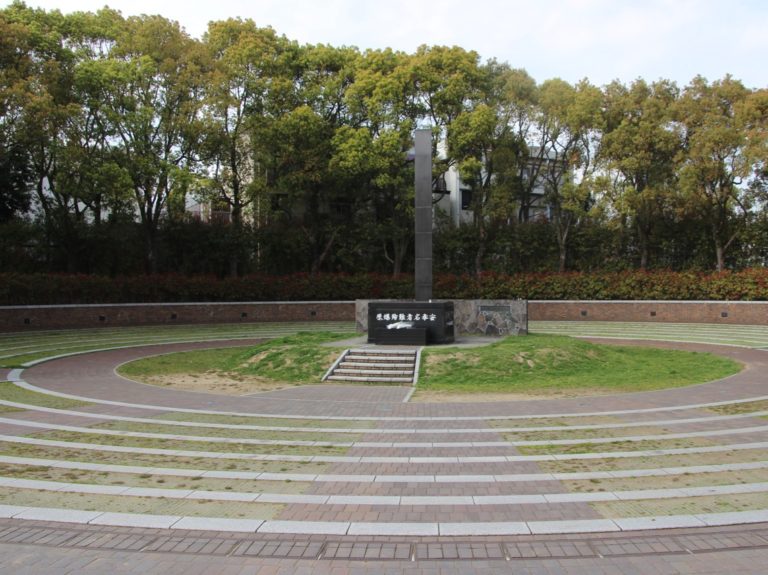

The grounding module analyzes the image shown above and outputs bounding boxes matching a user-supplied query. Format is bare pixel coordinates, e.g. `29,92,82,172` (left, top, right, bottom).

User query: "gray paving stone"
528,519,621,534
473,495,547,504
90,512,181,529
257,494,328,504
347,522,439,536
401,496,474,505
171,517,263,532
15,508,103,524
0,505,28,518
439,522,531,536
696,510,768,526
257,520,349,535
326,495,400,505
614,515,707,530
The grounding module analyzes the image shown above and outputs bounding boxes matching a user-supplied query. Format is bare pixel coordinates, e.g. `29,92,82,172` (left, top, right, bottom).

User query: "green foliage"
4,269,768,304
1,4,767,278
418,335,740,394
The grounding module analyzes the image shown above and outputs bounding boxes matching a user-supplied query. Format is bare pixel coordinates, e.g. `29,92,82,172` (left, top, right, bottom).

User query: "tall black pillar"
414,129,432,301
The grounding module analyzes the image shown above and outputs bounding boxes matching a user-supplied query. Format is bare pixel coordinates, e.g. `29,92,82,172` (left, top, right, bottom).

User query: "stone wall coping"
0,301,355,310
7,300,763,311
530,300,768,305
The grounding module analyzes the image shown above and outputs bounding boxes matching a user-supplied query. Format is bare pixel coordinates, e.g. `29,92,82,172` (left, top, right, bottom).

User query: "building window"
461,189,473,210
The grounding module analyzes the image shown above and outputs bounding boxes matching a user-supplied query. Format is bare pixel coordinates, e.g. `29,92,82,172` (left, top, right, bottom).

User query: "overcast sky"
8,0,767,88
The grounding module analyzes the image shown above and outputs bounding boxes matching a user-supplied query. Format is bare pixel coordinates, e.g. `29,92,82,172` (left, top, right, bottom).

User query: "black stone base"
374,327,427,346
368,302,454,345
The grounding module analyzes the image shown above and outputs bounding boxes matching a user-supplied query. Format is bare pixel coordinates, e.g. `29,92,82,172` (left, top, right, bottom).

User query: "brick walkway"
2,337,768,572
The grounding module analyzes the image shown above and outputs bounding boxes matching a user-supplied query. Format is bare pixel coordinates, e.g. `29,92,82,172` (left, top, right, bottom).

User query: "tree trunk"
558,246,567,273
392,237,407,278
714,242,725,272
228,205,242,278
637,223,650,271
310,229,338,275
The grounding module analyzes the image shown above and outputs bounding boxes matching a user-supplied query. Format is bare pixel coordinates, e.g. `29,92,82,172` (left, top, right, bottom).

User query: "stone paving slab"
91,513,181,529
0,505,29,518
347,522,438,536
5,504,768,537
257,520,348,535
15,508,103,524
170,517,264,532
527,519,620,534
613,515,707,530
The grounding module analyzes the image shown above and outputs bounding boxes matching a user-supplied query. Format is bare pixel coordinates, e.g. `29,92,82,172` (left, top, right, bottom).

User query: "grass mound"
418,334,740,395
118,331,353,389
119,332,741,399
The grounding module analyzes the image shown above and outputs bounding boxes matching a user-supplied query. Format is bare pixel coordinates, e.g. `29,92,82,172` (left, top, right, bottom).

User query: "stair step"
339,362,415,369
327,375,414,383
349,348,417,355
345,354,415,361
335,369,414,376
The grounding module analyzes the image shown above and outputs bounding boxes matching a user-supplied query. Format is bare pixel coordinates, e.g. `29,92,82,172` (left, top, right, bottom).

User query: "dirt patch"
135,372,298,395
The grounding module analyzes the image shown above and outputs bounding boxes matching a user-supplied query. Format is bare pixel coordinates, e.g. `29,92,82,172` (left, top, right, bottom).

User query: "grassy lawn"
32,430,349,456
118,332,740,399
417,334,740,396
153,412,375,429
0,444,330,474
93,420,363,442
0,487,284,519
0,381,92,409
118,331,353,387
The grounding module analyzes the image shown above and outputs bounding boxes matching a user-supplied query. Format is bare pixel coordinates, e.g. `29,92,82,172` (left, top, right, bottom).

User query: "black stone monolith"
414,129,432,301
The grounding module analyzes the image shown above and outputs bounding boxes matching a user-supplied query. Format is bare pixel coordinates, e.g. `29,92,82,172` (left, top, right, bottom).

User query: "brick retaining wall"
528,300,768,325
2,300,767,332
0,302,355,332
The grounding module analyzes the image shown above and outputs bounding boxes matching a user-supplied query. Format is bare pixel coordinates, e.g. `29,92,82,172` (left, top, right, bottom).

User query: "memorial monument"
367,129,455,345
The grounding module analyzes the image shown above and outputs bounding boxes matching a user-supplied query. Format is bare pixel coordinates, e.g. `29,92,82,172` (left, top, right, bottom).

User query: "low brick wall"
0,302,355,332
3,299,767,333
529,300,768,325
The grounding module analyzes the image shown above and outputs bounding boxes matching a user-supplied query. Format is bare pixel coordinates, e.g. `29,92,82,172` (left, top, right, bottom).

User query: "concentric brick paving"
2,333,768,572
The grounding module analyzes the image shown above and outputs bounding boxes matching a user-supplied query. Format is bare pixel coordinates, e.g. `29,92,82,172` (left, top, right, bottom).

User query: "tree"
447,61,524,275
676,76,764,271
0,9,33,222
99,14,206,273
255,43,360,274
600,79,681,269
338,48,420,276
537,79,603,272
199,19,291,276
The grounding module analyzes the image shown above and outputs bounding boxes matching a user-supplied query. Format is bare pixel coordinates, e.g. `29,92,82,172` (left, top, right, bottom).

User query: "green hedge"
2,270,768,305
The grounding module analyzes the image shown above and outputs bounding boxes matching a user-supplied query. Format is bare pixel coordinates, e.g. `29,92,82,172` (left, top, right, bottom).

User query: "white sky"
7,0,768,88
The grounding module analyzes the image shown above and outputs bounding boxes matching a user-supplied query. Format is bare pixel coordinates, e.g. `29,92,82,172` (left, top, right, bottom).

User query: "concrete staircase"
322,348,420,384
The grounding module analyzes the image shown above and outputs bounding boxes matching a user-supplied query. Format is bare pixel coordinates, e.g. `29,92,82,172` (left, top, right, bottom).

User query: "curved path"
2,327,768,573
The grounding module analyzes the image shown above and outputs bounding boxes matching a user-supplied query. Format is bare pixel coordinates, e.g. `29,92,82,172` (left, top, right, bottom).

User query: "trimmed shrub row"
2,269,768,306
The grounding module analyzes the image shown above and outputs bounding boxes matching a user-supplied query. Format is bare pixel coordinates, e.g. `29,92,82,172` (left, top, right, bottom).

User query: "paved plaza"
1,323,768,573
